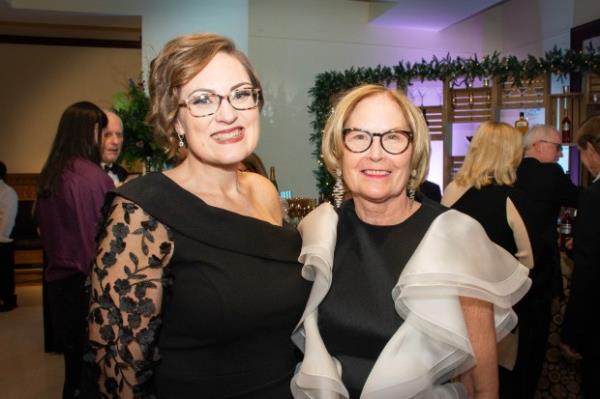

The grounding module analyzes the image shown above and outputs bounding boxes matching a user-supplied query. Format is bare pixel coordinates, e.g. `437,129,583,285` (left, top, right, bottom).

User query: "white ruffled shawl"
291,203,531,399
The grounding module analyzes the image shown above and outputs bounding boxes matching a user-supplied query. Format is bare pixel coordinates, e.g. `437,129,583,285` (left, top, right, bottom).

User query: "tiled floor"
0,285,63,398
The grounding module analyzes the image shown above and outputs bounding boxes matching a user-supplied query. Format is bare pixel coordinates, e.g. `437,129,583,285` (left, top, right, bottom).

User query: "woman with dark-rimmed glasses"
291,84,531,398
87,33,310,398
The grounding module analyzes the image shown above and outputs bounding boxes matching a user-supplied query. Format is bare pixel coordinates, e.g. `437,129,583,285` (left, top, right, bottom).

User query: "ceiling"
360,0,507,31
0,1,506,32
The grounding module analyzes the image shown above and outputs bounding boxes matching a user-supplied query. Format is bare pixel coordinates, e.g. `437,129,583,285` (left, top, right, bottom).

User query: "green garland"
309,46,600,199
112,79,172,171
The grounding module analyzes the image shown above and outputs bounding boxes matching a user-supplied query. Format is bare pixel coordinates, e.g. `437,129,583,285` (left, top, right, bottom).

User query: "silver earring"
408,169,417,204
333,168,344,208
408,184,416,203
178,134,185,148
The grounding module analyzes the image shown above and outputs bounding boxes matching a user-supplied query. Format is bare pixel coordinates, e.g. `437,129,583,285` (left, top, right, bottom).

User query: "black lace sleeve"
87,197,174,399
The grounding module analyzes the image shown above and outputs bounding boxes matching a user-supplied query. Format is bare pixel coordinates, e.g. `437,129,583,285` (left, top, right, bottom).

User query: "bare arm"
459,296,499,399
506,197,534,269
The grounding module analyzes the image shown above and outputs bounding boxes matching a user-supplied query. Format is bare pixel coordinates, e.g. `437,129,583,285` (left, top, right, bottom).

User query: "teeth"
213,128,242,140
363,170,389,175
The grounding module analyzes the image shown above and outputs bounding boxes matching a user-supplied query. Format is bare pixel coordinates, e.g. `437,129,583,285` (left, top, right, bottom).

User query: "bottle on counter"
559,208,574,252
515,112,529,135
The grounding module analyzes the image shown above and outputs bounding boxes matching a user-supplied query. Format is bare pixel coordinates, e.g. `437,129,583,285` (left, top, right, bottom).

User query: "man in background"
0,160,18,312
100,109,128,187
509,124,579,398
561,116,600,398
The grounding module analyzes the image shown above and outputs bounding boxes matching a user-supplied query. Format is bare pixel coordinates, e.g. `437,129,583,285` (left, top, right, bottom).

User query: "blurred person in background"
512,124,579,398
0,160,18,312
561,116,600,398
35,101,114,398
100,109,129,186
441,121,534,397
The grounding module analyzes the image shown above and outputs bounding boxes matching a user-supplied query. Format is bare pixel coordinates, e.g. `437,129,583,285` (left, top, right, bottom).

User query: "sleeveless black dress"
449,184,521,255
87,173,310,398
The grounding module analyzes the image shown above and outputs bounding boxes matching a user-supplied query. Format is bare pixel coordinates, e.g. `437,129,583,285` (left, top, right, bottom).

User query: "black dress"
449,184,520,255
318,197,446,398
87,173,310,398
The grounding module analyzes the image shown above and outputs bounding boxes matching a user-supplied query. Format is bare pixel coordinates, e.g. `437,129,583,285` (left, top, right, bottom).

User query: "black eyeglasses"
179,88,261,118
538,139,562,151
342,128,413,155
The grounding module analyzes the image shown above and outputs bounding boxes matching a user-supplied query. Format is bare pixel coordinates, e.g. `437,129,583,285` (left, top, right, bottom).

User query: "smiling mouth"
362,169,390,176
211,127,243,142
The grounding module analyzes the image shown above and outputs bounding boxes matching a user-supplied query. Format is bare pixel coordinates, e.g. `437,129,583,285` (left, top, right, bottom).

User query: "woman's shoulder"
65,158,112,190
440,181,469,207
69,158,105,178
240,171,282,221
242,171,279,200
114,172,173,205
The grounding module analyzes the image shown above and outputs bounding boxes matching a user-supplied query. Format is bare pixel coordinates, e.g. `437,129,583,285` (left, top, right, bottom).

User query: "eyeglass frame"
178,87,262,118
537,139,563,151
342,127,414,155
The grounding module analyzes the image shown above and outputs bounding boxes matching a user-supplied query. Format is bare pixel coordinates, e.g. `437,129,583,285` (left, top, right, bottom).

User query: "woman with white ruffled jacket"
291,84,531,399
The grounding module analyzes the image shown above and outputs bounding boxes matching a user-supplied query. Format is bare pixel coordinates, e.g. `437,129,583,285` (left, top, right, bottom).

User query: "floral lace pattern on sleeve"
87,197,173,399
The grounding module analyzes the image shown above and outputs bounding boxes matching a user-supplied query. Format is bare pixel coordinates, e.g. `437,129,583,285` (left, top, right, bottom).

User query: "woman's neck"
164,156,243,200
353,194,419,226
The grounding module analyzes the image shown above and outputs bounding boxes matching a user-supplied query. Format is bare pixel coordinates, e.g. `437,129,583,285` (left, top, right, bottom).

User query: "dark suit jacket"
515,157,579,298
561,178,600,356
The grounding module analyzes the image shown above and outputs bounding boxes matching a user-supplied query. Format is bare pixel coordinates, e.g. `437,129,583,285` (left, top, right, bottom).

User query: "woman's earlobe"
174,119,184,136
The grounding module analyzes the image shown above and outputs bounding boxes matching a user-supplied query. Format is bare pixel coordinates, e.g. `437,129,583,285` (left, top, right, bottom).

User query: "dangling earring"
408,169,417,204
178,133,185,148
333,168,345,208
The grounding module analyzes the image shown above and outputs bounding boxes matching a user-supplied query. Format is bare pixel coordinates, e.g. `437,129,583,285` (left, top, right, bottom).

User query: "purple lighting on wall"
368,0,505,32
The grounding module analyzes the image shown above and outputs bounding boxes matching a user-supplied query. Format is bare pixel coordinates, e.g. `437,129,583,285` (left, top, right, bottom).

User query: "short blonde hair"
321,84,430,187
455,121,523,189
575,115,600,154
147,32,263,157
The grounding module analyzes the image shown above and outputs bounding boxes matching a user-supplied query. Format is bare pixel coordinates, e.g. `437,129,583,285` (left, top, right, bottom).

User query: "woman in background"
441,121,534,397
442,121,533,268
87,33,309,398
292,85,531,398
35,101,114,398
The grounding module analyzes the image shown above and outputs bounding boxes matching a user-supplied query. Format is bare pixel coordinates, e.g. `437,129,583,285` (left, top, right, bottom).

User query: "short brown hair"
575,115,600,154
321,84,430,187
147,33,263,157
455,121,523,189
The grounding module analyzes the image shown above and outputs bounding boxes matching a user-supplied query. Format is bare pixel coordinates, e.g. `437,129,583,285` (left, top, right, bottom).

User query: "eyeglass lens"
185,88,260,117
540,140,562,150
343,128,411,154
